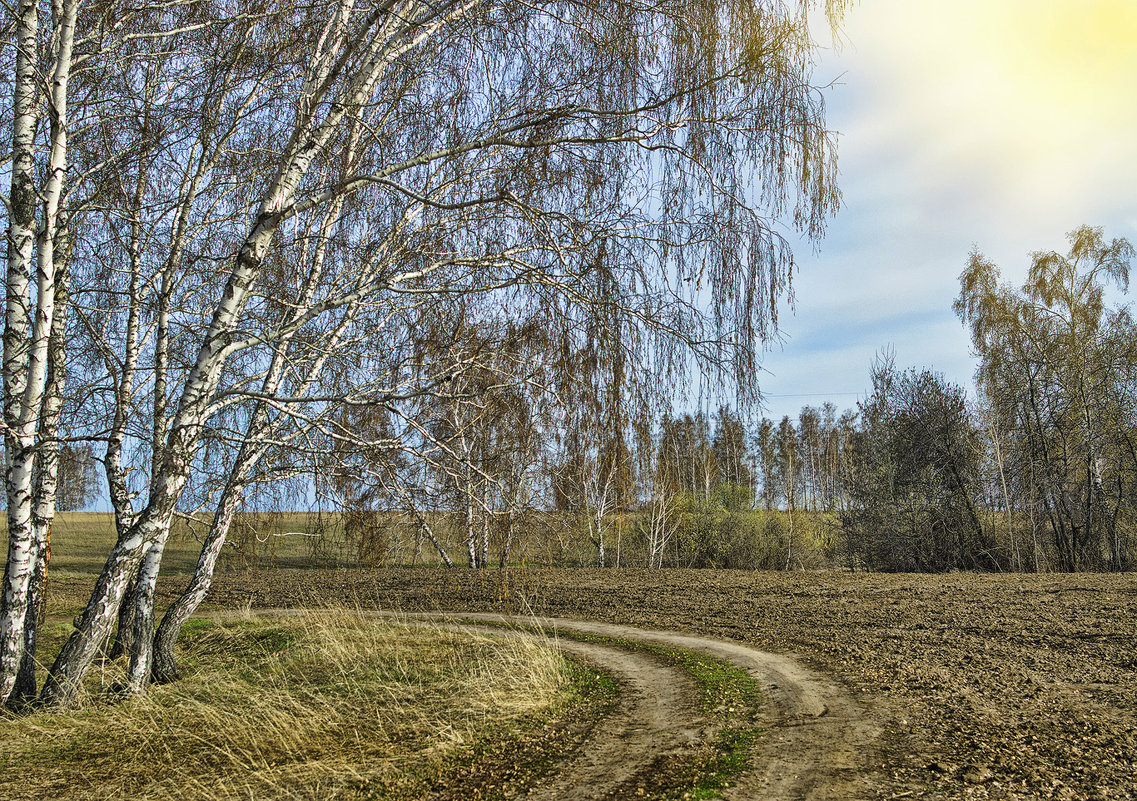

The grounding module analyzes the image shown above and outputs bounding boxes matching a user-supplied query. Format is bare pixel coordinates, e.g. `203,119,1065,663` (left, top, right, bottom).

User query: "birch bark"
11,254,71,704
1,0,77,705
38,0,409,704
139,160,363,689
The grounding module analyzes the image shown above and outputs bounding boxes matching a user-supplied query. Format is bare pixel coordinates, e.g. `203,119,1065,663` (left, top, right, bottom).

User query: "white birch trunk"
0,0,42,708
40,213,279,706
408,504,455,567
41,65,315,702
480,504,490,570
11,533,47,706
12,248,71,703
146,135,363,683
105,171,149,660
124,537,166,695
2,0,76,705
465,491,479,569
152,483,243,683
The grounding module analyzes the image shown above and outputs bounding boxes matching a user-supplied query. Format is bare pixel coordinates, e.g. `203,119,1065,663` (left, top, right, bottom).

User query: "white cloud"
760,0,1137,421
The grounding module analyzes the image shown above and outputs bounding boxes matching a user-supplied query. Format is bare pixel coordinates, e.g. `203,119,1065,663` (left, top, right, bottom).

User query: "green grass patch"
35,508,842,576
554,630,764,800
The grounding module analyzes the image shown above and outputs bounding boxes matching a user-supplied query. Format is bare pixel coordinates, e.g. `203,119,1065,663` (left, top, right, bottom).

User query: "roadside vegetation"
0,612,578,800
2,605,774,801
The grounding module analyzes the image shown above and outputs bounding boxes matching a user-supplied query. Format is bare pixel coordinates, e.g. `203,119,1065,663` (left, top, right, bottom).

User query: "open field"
39,507,844,576
40,512,346,574
40,567,1137,799
187,568,1135,800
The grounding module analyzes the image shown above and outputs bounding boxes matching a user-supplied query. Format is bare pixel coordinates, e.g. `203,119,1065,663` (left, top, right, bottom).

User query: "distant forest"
51,226,1136,577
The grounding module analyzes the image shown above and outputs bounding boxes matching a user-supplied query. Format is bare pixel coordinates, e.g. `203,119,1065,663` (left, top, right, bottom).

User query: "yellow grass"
0,611,570,800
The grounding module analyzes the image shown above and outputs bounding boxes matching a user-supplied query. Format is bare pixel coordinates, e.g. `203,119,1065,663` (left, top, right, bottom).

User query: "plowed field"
54,567,1137,799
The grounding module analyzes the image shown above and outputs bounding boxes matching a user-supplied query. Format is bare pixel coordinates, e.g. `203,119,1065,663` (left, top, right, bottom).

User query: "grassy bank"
1,611,590,800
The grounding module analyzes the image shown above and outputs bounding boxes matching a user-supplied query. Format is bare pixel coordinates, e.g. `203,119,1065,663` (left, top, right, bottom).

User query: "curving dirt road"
392,611,888,801
103,567,1137,798
508,634,705,800
48,567,1137,797
219,607,886,799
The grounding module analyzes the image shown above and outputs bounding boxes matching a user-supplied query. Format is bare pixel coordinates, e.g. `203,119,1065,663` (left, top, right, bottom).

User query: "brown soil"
420,613,885,801
52,568,1137,799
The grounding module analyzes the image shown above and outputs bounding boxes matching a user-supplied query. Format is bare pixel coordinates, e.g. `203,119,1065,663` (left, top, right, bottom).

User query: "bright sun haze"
759,0,1137,423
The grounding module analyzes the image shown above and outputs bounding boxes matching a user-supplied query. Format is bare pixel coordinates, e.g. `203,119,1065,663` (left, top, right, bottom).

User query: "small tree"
841,356,990,571
55,445,99,511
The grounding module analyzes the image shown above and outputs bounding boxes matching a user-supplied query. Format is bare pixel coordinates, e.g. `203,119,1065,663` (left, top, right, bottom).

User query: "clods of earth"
55,567,1137,799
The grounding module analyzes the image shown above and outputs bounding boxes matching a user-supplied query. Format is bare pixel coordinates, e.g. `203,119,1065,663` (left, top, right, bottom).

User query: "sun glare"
837,0,1137,208
994,1,1137,117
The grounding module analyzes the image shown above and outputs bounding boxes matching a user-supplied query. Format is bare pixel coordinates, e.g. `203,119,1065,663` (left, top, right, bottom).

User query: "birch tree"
1,0,82,705
956,226,1137,571
4,0,849,706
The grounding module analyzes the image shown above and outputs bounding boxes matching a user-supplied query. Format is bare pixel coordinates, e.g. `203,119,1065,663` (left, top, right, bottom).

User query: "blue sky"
756,0,1137,423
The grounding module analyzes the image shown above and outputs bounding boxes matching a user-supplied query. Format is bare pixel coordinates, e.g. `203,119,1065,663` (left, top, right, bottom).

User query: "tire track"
219,609,884,800
512,635,705,800
393,612,887,801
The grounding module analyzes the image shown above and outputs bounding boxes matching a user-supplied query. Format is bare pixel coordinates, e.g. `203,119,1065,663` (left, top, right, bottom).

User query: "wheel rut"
391,611,887,801
216,608,884,799
513,635,705,800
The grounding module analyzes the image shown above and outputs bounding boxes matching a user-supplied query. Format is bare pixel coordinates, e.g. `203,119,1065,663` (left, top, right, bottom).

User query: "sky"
755,0,1137,423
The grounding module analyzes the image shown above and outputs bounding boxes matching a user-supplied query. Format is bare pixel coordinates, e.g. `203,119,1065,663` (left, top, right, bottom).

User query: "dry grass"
0,611,569,800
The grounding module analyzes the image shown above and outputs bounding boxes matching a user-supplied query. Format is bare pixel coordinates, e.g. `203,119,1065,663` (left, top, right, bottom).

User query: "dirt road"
421,613,888,801
503,632,704,801
223,608,881,800
119,567,1137,799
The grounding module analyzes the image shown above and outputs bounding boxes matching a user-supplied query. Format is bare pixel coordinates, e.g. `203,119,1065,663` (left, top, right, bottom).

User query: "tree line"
334,225,1137,576
623,226,1137,575
423,225,1135,576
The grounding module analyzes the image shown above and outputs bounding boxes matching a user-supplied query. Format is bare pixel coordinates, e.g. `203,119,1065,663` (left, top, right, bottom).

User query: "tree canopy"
2,0,850,706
